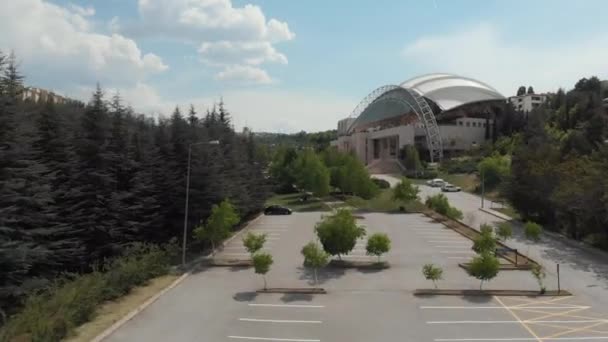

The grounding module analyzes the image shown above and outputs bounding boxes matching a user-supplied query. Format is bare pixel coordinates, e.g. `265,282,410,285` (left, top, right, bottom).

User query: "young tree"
252,252,273,290
301,242,329,285
496,222,513,242
366,233,391,262
531,264,546,293
425,194,463,220
393,178,419,203
315,209,366,260
472,224,497,255
467,254,500,290
242,232,267,258
524,221,543,243
194,199,240,255
422,264,443,289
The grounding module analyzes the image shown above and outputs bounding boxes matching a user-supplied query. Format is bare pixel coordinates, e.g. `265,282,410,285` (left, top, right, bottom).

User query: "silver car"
426,178,446,187
441,183,462,192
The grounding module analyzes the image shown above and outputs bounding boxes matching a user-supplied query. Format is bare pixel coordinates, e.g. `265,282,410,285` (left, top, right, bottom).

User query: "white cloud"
0,0,167,88
88,82,354,133
198,41,287,66
214,65,273,84
130,0,294,83
402,23,608,95
69,3,95,17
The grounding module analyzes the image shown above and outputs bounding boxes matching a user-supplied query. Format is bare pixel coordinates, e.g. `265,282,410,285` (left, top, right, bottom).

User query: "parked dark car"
264,205,292,215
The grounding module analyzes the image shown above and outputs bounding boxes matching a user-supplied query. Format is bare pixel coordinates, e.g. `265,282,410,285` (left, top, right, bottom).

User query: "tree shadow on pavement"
280,293,314,302
297,266,346,286
233,291,258,302
462,295,494,304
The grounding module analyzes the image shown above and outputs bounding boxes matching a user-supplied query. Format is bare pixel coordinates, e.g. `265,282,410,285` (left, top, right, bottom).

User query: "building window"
458,121,463,126
466,122,470,127
532,96,541,101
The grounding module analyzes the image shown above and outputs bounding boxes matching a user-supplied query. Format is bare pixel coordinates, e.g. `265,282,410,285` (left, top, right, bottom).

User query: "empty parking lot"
106,212,608,342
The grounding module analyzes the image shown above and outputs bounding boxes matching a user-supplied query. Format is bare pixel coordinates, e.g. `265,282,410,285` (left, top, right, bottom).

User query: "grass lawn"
345,189,424,213
494,205,521,220
439,172,479,193
66,274,180,342
265,193,331,212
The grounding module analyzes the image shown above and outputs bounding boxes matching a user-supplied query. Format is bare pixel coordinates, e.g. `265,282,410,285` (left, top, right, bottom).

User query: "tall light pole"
182,140,220,267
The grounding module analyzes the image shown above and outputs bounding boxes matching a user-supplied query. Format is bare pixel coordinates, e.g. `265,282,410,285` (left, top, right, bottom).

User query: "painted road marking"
421,306,590,310
435,337,608,341
428,320,608,324
494,295,542,342
249,304,324,308
239,318,322,324
228,336,320,342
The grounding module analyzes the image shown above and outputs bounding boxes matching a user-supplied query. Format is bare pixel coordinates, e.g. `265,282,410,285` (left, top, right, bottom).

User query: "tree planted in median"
315,209,366,260
425,193,463,220
366,233,391,262
242,232,267,258
496,222,513,242
467,253,500,290
252,252,273,290
422,264,443,289
531,264,546,293
472,224,498,255
194,199,240,255
301,242,329,285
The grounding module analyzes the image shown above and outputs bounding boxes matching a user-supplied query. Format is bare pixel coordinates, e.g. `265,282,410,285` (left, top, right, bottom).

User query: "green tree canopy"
194,199,240,254
301,242,329,285
467,254,500,289
472,224,498,255
252,252,273,290
496,222,513,242
366,233,391,262
242,232,267,257
293,149,331,197
393,178,420,203
478,154,511,190
315,209,366,259
422,264,443,289
524,221,543,242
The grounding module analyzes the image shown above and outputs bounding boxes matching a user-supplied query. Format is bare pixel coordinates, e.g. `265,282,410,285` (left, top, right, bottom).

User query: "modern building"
508,93,548,113
331,73,506,170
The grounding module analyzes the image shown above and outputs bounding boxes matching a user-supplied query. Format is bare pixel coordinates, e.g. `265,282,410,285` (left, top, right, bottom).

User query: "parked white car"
441,183,462,192
426,178,446,187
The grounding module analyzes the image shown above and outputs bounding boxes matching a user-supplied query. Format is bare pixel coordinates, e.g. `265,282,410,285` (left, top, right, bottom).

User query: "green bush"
371,178,391,189
1,243,172,342
441,158,478,174
425,194,463,220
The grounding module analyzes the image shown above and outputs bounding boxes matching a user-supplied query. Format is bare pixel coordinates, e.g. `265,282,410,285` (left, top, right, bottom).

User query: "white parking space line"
228,336,320,342
428,320,608,324
421,306,591,309
428,240,469,243
435,337,608,341
248,304,324,308
239,318,322,324
440,251,475,254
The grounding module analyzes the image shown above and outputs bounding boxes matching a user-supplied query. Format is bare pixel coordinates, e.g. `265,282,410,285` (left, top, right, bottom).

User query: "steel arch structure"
346,85,443,162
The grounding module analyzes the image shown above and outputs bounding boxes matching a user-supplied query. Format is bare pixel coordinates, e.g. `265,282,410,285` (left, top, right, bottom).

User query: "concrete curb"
91,272,189,342
479,207,511,221
92,213,265,341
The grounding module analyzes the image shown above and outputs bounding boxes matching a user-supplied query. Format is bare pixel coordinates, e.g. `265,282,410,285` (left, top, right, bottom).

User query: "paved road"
375,173,608,316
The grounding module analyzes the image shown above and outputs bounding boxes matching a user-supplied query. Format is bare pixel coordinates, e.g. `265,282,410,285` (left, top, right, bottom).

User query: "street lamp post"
182,140,220,267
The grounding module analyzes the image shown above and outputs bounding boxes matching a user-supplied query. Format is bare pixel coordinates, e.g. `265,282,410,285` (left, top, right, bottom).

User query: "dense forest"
254,130,337,151
0,52,270,314
506,76,608,247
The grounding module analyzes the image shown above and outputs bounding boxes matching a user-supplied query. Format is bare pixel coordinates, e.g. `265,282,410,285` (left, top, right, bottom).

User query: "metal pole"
481,169,485,208
182,145,193,267
557,264,561,293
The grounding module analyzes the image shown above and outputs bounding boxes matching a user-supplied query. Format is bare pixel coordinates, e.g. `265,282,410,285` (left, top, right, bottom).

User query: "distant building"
331,73,505,171
21,87,69,105
508,93,548,113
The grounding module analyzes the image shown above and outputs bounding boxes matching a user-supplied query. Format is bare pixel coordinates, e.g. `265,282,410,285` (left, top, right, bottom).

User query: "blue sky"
1,0,607,132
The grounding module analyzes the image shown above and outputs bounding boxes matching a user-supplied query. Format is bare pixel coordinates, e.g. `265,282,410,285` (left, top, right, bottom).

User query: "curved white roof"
400,73,505,111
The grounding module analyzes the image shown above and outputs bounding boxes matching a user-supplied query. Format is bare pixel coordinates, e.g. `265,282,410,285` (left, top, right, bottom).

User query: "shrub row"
425,193,464,220
0,243,175,342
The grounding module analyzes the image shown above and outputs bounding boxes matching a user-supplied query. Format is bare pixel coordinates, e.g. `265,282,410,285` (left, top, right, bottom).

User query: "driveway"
375,173,608,314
